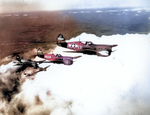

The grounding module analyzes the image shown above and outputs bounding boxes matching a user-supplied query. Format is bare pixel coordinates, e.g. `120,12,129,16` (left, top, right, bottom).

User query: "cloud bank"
0,33,150,115
37,33,150,115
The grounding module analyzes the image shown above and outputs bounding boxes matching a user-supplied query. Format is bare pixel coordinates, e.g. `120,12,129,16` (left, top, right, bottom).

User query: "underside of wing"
41,60,53,63
63,49,112,57
33,60,46,64
14,63,23,66
64,49,97,55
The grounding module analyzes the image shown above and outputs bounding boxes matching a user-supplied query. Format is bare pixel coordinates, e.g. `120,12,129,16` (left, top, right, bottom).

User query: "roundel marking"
71,43,76,48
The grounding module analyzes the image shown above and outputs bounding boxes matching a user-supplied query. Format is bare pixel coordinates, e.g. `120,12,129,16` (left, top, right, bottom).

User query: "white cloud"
1,33,150,114
34,33,150,115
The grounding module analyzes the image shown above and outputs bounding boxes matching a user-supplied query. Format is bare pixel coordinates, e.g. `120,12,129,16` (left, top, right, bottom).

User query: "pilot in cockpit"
56,54,61,57
85,42,93,46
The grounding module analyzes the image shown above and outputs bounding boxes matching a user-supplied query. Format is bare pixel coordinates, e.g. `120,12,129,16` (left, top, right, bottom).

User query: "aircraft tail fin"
57,34,65,43
37,48,44,58
56,34,68,48
16,55,21,62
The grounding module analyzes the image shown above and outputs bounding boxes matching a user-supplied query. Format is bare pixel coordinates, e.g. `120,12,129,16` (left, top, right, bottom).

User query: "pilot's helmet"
56,54,61,57
56,54,59,57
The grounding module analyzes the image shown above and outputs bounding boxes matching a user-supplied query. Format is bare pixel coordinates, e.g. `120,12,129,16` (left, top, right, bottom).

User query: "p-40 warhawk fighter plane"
13,55,49,71
56,34,118,57
37,48,81,65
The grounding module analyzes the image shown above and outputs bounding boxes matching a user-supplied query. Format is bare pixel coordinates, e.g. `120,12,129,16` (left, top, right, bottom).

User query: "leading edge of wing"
63,49,96,53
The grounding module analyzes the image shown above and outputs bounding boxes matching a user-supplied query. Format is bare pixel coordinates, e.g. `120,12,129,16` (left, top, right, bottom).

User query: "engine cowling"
63,59,73,65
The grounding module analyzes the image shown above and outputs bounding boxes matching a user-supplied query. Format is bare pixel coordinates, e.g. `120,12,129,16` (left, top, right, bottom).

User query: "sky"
1,0,150,11
39,0,150,10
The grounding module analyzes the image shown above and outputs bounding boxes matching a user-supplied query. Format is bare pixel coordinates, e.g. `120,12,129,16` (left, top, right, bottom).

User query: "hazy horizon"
1,0,150,13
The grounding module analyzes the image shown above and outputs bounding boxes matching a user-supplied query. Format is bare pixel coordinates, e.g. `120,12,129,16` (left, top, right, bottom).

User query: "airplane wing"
33,65,51,75
63,51,82,53
33,60,56,64
14,63,23,66
32,60,47,64
39,60,53,63
73,55,82,59
63,49,97,54
64,49,110,57
37,65,50,72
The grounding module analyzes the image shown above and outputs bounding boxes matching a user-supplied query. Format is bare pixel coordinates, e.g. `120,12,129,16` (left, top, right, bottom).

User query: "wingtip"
74,55,82,59
112,44,118,47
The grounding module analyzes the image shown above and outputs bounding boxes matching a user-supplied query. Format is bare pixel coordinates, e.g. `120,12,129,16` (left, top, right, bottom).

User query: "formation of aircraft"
56,34,118,57
13,34,118,76
37,48,82,65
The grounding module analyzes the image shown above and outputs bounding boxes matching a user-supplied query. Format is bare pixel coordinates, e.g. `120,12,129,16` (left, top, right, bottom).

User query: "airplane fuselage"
57,41,117,56
44,54,73,62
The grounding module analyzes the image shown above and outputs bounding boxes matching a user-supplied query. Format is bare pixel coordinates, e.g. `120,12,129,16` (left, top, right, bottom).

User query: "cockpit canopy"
85,41,93,45
55,54,62,57
57,34,65,41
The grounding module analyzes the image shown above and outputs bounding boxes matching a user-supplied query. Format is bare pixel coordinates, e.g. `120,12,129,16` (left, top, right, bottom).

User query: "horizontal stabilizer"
43,65,50,71
73,55,82,59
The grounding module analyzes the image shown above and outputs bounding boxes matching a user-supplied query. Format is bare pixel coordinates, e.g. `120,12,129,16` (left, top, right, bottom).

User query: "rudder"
37,48,44,58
